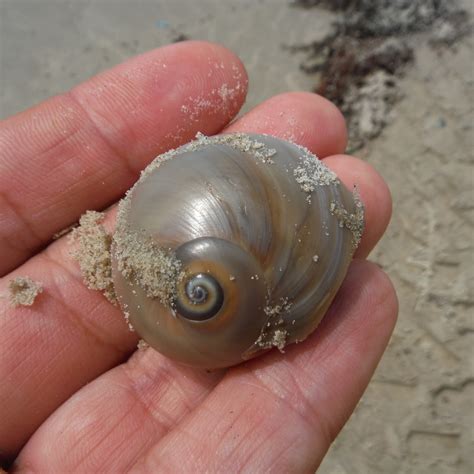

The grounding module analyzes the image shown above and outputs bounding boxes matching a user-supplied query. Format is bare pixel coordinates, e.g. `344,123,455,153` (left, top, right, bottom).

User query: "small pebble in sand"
8,277,43,307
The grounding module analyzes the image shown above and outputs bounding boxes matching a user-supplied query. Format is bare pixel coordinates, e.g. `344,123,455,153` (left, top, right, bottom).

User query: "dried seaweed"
290,0,470,150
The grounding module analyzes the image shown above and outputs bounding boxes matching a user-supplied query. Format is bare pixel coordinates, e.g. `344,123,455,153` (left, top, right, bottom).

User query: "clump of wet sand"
8,277,43,307
69,210,116,303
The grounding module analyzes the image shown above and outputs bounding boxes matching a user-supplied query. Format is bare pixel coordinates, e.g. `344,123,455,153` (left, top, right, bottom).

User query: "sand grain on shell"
330,192,365,248
138,133,279,181
112,225,184,308
293,148,339,198
113,195,184,309
8,276,43,307
253,298,294,351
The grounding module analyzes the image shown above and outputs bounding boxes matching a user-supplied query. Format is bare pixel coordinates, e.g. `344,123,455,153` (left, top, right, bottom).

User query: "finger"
13,350,225,472
324,154,392,258
129,261,397,472
224,92,348,157
0,237,138,463
0,41,248,276
1,92,384,462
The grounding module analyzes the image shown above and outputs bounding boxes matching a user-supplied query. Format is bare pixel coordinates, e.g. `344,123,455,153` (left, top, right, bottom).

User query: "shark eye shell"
112,133,364,369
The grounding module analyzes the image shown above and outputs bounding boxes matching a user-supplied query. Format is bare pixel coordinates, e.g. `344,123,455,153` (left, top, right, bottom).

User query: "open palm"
0,41,397,472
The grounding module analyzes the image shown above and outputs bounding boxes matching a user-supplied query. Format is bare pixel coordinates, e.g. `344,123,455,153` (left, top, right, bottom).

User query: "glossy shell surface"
112,133,364,369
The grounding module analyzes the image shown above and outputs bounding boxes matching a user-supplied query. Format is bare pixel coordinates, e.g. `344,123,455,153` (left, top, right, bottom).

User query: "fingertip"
324,154,392,258
71,40,249,167
171,40,249,100
300,92,348,156
225,91,347,157
348,259,399,335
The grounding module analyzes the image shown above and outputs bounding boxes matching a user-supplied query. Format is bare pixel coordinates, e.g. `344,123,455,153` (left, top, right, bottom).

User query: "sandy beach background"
1,1,472,472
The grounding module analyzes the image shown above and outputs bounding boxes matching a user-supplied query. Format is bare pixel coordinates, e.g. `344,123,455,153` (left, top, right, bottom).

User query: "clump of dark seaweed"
290,0,470,151
293,0,469,38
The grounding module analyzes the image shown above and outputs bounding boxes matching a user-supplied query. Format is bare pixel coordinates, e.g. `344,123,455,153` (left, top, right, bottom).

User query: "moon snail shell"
112,133,364,369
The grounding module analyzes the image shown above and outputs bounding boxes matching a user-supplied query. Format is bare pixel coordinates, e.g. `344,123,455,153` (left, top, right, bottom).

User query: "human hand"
0,41,397,472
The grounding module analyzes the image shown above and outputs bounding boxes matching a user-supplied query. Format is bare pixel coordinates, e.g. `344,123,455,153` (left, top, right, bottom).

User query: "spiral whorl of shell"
112,133,364,369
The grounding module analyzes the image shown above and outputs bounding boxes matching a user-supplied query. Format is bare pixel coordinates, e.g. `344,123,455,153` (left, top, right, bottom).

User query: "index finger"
0,41,248,276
